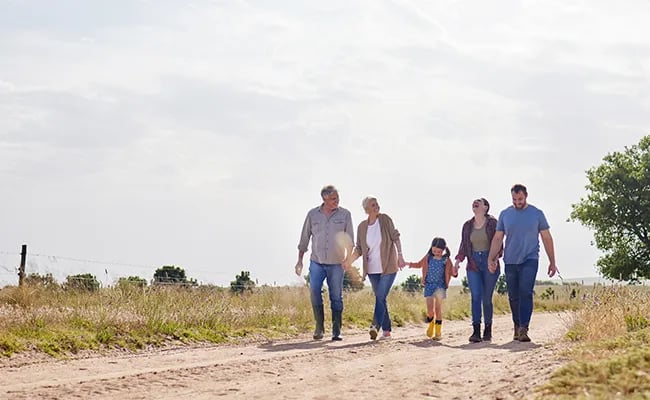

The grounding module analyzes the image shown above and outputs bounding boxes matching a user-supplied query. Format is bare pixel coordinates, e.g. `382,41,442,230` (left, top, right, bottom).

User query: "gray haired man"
296,185,354,340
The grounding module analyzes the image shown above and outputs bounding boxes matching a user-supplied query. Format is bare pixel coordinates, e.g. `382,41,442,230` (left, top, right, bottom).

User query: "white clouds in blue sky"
1,0,649,286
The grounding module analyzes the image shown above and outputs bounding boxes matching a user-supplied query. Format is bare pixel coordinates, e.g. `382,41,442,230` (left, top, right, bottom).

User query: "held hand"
341,261,350,271
294,261,303,276
453,260,461,269
362,273,367,281
487,259,497,274
548,263,557,278
397,255,406,270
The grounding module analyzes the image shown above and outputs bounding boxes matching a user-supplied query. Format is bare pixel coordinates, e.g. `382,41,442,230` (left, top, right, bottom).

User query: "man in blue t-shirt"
487,184,558,342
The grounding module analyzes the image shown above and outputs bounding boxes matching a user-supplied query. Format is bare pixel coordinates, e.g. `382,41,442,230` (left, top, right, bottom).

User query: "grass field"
536,284,650,399
1,281,649,398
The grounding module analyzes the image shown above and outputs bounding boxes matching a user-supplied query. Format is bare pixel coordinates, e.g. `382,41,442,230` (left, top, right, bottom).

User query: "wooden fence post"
18,244,26,286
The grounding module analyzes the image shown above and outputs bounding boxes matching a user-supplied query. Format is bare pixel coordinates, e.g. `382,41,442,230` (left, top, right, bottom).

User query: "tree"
117,276,147,288
570,135,650,281
540,287,556,300
153,265,196,285
230,270,255,293
495,275,508,295
401,274,423,293
24,272,57,289
64,273,100,291
461,276,469,294
343,266,365,291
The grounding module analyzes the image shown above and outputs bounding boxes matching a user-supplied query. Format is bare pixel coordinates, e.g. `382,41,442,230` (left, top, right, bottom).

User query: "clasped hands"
488,258,498,274
339,255,408,281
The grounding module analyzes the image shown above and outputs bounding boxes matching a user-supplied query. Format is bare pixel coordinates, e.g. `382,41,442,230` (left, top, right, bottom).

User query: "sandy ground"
0,312,571,400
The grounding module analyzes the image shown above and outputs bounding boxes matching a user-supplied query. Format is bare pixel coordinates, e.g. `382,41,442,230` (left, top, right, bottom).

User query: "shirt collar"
319,204,339,213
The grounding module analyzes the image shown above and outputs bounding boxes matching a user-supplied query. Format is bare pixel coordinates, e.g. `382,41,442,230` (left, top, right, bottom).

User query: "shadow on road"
258,340,326,352
408,339,542,352
259,338,377,352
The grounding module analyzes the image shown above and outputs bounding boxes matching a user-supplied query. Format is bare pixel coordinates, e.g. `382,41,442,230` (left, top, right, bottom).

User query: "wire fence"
0,247,375,290
0,247,267,289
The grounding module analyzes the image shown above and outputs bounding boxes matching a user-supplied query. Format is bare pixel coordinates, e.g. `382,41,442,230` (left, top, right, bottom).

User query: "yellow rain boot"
432,320,442,340
425,317,435,338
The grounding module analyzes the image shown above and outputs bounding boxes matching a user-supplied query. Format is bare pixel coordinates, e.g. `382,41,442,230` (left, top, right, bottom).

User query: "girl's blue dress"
424,256,447,298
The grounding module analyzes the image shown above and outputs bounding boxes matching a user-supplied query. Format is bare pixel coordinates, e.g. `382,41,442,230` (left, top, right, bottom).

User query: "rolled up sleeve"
298,213,311,252
345,212,354,244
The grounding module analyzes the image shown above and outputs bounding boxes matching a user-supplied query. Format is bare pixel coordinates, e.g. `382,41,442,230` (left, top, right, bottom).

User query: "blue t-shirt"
496,204,550,265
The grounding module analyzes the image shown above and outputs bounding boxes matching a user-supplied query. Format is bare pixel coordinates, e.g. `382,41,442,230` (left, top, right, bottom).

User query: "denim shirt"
298,205,354,264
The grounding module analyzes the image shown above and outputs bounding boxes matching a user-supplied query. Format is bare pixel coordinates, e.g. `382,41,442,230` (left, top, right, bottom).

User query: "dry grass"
0,282,587,358
0,285,314,356
537,284,650,399
564,285,650,342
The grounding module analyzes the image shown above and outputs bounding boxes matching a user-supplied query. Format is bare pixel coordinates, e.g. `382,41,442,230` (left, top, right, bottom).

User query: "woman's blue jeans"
367,272,397,332
466,251,500,325
505,258,539,329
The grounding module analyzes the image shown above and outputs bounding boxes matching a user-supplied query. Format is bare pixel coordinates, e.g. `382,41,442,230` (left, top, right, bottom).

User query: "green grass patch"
538,334,650,399
0,334,25,357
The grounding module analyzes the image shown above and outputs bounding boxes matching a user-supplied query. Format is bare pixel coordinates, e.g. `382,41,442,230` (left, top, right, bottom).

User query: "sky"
1,0,649,287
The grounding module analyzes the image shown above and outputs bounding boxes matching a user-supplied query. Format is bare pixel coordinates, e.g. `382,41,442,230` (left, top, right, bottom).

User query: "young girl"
408,237,458,340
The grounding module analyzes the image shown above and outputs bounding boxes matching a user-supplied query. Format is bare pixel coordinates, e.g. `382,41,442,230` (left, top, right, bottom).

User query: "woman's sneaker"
518,327,531,342
380,331,391,340
369,325,378,340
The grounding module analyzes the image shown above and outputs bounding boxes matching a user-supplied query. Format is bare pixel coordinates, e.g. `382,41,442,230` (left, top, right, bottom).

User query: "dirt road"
0,313,569,399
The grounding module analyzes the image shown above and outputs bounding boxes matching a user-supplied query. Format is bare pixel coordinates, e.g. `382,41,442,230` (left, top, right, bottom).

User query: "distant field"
0,281,600,356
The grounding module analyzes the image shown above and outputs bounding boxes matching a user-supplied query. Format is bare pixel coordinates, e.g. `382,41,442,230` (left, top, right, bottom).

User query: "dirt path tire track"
0,312,570,399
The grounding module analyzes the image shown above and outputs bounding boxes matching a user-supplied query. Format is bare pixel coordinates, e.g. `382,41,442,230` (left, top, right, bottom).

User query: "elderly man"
296,185,354,341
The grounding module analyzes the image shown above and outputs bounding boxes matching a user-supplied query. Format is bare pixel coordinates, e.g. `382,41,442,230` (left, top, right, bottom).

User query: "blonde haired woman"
343,196,405,340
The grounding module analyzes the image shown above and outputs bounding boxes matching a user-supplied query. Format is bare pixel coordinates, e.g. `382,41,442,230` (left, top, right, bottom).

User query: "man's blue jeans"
367,272,397,332
505,258,539,328
309,261,344,312
466,251,500,325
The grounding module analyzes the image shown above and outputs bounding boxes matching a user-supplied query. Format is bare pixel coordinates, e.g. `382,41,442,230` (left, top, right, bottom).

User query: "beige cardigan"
349,213,400,276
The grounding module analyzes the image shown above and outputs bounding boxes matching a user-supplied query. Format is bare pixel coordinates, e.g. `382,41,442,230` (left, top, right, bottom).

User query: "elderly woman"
343,196,406,340
454,198,502,343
